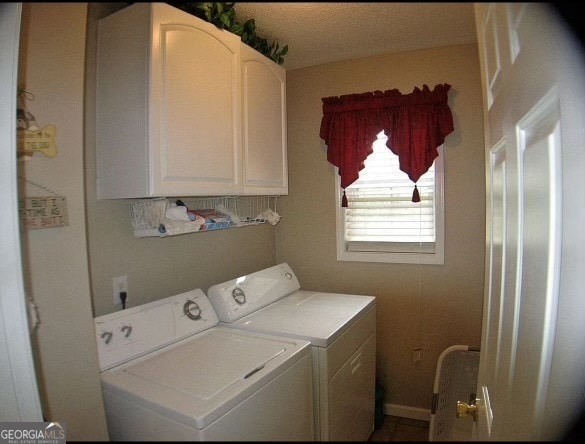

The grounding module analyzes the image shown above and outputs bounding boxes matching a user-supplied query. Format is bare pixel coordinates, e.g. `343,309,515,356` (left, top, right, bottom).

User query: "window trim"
335,146,445,265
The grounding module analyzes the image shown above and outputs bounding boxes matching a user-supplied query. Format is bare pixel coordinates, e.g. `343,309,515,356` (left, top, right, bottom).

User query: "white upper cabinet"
241,42,288,195
96,3,288,199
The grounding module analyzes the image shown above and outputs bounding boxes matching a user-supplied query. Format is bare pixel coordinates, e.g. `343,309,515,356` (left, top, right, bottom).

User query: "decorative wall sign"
17,88,58,160
19,196,69,229
18,177,69,230
17,125,58,158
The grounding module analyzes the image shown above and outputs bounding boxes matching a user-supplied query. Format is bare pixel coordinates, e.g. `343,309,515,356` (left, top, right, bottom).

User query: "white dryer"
93,289,314,441
207,263,376,441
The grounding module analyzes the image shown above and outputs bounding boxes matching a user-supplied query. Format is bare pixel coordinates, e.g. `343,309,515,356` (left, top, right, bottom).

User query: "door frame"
0,1,43,422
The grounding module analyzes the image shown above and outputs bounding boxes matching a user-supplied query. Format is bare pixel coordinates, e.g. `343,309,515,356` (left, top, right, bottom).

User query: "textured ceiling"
233,2,478,70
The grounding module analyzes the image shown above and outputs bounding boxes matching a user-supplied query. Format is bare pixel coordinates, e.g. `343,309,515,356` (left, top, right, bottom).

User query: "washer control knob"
285,272,293,280
232,287,246,305
121,325,132,338
183,300,202,320
101,331,113,345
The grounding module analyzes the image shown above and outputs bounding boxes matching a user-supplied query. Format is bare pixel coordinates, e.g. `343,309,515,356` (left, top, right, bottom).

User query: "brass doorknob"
456,401,478,422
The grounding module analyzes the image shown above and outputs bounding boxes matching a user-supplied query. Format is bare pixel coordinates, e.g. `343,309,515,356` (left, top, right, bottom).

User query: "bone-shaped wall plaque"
17,124,58,159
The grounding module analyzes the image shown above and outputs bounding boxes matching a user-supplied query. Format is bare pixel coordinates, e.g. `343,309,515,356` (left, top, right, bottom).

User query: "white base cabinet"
96,3,287,199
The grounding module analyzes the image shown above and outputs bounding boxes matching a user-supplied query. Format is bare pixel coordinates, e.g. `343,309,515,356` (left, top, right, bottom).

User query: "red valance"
320,83,454,206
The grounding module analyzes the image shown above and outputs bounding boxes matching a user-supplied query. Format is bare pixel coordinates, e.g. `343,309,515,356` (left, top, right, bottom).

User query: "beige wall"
279,44,486,411
18,3,109,440
85,3,277,318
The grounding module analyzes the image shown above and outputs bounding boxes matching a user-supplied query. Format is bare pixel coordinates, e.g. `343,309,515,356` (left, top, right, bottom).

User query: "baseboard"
384,403,431,422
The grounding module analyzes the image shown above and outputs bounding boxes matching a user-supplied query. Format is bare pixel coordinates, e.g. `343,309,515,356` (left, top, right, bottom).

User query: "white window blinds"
344,132,436,253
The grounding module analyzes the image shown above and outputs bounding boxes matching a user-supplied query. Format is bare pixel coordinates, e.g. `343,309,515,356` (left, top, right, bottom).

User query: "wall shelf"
128,196,280,238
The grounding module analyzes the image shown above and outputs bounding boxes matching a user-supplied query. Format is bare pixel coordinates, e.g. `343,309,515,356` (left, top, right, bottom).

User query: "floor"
369,415,430,442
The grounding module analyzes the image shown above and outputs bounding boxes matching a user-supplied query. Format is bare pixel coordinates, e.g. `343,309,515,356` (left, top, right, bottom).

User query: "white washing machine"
93,289,314,441
207,263,376,441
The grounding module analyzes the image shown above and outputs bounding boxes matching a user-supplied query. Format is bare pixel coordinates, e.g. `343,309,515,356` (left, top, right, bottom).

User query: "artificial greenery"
167,2,288,65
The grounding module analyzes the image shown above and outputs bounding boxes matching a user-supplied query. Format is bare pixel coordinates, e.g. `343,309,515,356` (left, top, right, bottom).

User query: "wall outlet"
113,275,128,305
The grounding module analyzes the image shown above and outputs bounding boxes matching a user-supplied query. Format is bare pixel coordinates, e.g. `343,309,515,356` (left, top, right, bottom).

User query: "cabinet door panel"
161,27,236,182
241,45,288,195
152,9,241,195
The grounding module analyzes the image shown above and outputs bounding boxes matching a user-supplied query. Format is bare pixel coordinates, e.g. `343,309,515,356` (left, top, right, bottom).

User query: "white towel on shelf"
165,205,191,221
256,208,281,225
162,203,206,235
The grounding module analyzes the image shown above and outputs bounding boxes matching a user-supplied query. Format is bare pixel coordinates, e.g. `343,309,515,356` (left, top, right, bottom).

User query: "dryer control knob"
183,300,202,320
232,287,246,305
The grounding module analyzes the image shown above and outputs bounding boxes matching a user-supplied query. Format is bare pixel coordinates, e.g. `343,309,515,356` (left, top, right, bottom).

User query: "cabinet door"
150,4,242,196
240,43,288,195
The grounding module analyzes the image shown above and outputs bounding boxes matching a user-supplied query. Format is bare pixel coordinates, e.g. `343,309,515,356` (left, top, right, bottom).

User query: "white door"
474,3,585,440
0,2,43,422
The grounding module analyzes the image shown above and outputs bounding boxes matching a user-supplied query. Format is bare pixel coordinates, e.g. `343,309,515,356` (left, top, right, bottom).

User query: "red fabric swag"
320,83,454,206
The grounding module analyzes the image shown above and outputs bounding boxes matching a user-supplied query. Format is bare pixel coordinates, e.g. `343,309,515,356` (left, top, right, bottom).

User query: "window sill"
337,248,444,265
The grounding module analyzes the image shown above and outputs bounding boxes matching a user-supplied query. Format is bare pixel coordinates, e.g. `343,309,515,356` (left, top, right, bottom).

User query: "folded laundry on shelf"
190,209,232,225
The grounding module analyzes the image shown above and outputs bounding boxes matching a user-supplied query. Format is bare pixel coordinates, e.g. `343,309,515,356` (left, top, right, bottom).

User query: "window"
335,131,444,264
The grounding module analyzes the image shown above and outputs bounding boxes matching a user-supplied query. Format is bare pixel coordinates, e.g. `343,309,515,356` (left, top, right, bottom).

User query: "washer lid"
229,290,376,347
101,327,309,430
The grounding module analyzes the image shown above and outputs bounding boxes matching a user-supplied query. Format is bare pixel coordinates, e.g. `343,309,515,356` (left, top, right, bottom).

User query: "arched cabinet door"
96,3,242,198
241,42,288,196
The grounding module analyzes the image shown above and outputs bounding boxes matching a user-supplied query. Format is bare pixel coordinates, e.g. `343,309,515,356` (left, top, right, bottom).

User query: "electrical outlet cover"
113,275,128,305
